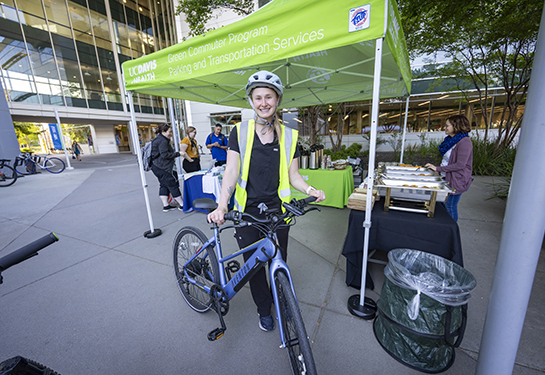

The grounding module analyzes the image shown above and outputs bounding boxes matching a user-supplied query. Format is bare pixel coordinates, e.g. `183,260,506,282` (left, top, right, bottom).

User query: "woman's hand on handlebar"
208,205,228,225
309,188,326,203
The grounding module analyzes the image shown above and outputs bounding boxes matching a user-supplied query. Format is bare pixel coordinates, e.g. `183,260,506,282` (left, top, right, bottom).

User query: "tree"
175,0,255,38
14,122,40,150
398,0,543,153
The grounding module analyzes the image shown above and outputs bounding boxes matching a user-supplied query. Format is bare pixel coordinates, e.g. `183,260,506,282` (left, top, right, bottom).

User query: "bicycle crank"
207,284,229,341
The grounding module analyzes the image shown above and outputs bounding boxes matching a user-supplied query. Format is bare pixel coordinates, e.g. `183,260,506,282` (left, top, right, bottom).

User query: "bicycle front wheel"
173,226,219,313
44,157,65,173
15,158,36,175
275,271,317,375
0,165,17,187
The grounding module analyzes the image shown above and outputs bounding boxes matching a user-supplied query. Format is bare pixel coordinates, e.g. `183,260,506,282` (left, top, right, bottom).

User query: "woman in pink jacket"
425,115,473,221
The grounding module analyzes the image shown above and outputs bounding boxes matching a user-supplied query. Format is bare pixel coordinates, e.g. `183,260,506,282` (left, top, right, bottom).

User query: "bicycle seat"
193,198,218,212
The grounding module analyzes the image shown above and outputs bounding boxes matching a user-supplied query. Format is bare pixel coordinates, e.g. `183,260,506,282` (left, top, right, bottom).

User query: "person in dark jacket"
425,115,473,221
150,123,184,212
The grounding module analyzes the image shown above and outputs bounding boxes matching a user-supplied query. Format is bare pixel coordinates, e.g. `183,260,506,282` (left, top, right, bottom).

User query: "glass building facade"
0,0,177,149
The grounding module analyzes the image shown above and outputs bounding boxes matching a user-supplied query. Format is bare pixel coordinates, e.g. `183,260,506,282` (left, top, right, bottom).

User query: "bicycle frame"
183,228,298,347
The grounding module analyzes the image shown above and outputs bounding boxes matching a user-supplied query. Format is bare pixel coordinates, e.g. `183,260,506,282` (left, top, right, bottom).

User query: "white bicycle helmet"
246,70,283,105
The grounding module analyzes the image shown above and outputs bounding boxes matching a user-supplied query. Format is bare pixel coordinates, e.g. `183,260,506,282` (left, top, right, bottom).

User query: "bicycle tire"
0,165,17,187
44,157,65,173
0,355,61,375
173,226,219,313
275,271,317,375
14,158,36,175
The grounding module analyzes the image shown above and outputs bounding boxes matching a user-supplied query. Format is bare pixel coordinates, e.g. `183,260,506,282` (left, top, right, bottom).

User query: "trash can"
373,249,477,373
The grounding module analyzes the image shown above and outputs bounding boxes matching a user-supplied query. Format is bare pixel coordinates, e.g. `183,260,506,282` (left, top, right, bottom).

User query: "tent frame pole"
127,90,162,238
167,98,183,178
347,37,384,320
399,95,410,164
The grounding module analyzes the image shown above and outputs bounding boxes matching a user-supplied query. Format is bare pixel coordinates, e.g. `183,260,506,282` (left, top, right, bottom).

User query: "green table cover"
291,166,354,209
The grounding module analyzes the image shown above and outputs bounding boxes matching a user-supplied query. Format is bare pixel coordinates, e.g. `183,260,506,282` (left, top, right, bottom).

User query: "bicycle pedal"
226,260,240,273
207,327,226,341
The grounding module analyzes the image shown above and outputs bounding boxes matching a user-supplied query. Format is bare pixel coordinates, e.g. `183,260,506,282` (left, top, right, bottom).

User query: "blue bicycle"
173,197,319,375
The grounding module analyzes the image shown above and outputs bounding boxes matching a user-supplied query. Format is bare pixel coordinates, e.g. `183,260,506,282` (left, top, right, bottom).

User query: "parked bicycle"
0,159,17,187
0,232,60,374
173,197,319,375
14,153,65,175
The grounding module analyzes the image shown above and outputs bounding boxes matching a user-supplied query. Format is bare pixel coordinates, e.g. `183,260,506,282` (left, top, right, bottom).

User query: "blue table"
182,174,233,213
182,174,215,213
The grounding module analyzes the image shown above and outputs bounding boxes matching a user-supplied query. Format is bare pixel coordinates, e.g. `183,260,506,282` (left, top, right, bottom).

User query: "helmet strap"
248,96,276,134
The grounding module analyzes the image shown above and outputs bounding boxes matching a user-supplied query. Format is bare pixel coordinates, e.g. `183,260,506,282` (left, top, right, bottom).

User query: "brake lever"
305,207,320,214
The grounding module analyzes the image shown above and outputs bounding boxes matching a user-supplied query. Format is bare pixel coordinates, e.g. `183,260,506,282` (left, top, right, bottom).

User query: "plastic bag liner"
373,249,476,373
384,249,476,319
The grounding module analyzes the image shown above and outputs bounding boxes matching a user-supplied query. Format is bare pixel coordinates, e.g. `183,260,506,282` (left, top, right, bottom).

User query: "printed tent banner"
122,0,411,107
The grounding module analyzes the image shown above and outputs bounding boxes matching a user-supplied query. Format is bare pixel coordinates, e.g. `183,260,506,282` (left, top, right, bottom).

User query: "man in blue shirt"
205,123,228,166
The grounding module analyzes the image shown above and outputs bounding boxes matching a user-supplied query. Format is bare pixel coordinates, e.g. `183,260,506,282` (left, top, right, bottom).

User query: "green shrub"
324,143,362,160
472,138,516,176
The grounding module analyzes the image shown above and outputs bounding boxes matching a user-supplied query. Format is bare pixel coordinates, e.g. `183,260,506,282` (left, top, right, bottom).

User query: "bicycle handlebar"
0,233,59,276
223,197,319,228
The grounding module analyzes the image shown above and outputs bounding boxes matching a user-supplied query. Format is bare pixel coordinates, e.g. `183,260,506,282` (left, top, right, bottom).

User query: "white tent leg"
127,90,161,238
348,37,383,320
476,5,545,373
167,98,183,178
399,95,410,164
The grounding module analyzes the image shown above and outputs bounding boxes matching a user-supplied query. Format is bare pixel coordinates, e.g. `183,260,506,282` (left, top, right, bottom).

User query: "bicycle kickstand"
207,297,227,341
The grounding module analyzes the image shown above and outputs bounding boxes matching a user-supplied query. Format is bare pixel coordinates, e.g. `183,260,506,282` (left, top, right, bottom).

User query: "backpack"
141,140,154,171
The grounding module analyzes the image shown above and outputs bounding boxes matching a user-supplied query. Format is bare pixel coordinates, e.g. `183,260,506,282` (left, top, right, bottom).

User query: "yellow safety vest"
234,119,298,213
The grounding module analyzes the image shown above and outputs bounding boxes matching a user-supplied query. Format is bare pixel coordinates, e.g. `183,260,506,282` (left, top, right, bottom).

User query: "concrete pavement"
0,153,543,374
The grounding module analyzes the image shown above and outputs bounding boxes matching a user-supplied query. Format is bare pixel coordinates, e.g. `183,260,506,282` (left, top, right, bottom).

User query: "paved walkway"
0,153,543,374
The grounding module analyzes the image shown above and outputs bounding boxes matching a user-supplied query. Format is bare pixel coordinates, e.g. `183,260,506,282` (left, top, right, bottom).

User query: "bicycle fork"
270,262,297,349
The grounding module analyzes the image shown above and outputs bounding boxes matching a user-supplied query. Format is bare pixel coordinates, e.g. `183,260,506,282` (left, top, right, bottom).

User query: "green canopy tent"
122,0,411,312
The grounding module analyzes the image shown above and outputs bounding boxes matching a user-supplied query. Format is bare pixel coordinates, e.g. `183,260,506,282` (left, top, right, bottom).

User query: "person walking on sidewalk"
150,123,184,212
425,114,473,221
205,123,228,166
72,141,82,161
207,70,325,332
180,126,201,173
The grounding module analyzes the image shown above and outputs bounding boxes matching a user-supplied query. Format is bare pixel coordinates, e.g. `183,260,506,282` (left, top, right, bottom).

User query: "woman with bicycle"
208,71,325,332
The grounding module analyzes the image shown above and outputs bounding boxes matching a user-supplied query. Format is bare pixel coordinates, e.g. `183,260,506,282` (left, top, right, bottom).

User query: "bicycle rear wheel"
44,157,65,173
275,271,317,375
14,158,36,175
173,226,219,313
0,165,17,187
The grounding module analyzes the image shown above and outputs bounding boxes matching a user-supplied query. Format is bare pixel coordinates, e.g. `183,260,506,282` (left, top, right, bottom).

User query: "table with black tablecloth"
342,202,463,290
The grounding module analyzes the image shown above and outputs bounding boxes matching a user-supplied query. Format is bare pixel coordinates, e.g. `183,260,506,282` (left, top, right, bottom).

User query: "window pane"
0,9,39,103
16,0,45,18
43,0,70,26
91,10,110,41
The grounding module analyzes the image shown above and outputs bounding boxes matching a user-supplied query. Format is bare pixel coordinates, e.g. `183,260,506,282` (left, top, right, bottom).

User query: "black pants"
215,160,227,167
151,165,181,198
183,158,201,173
234,204,289,317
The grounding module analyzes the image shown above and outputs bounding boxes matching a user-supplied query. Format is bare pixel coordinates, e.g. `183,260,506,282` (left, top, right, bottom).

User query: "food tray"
384,165,424,172
380,173,442,182
383,169,437,177
375,178,452,203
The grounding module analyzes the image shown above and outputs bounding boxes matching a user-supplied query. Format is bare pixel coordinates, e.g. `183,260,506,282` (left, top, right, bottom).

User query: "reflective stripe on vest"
234,120,298,212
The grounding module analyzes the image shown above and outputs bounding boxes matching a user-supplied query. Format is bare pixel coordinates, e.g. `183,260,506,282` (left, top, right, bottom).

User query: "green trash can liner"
373,249,476,373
